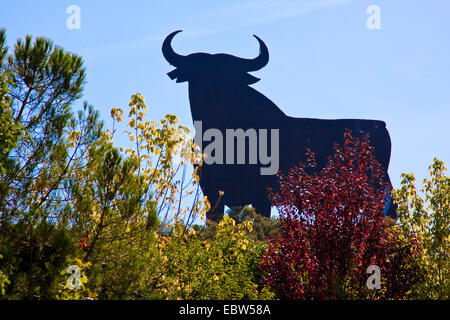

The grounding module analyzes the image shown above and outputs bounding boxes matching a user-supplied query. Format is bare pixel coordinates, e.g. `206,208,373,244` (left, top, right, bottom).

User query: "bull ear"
167,69,179,80
243,73,260,85
167,68,187,83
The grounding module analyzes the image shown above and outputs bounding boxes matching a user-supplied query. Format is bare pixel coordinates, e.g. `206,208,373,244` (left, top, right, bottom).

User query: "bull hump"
346,119,387,129
305,118,386,129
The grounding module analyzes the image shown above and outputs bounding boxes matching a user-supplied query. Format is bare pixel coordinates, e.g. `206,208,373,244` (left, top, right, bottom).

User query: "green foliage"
0,254,9,296
392,158,450,299
194,206,280,245
56,258,92,300
0,220,75,299
226,206,280,242
0,30,101,299
0,29,22,176
158,216,274,300
1,32,87,223
111,93,209,227
61,129,161,299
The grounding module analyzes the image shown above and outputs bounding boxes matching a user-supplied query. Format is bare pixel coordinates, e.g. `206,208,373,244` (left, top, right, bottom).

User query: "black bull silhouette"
162,30,396,219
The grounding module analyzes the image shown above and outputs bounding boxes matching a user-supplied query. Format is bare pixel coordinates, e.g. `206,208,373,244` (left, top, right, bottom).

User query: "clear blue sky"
1,0,449,198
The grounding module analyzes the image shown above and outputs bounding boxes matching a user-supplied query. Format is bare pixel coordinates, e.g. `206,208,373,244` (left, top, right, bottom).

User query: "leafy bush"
260,132,420,299
158,215,274,300
393,158,449,299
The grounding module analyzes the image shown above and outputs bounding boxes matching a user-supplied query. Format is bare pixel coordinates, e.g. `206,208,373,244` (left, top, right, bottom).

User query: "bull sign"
162,30,395,219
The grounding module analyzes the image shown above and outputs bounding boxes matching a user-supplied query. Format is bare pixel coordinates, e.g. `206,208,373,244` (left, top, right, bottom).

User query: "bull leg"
381,173,397,219
253,197,272,218
382,186,398,219
207,194,225,221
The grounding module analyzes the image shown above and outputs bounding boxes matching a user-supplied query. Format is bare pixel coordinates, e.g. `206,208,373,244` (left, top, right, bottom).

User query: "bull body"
163,30,395,219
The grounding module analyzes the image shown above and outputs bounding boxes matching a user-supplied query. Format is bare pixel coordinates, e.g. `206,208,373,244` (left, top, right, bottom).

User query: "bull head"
162,30,269,85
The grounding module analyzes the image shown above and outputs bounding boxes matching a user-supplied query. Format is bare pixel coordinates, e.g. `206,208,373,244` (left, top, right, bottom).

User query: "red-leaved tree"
260,131,419,299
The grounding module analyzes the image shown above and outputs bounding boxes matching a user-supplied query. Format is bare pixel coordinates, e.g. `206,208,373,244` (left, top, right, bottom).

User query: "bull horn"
239,35,269,72
162,30,185,66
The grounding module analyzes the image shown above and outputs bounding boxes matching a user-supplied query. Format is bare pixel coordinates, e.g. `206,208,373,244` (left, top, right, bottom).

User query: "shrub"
260,131,420,299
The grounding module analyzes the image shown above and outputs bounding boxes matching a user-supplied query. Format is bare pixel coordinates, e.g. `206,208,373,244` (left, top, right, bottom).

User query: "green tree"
226,206,280,242
0,31,100,299
0,33,87,222
392,158,450,299
110,93,209,228
0,30,22,176
195,205,280,243
63,134,160,299
0,220,75,299
0,254,10,297
0,31,209,300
